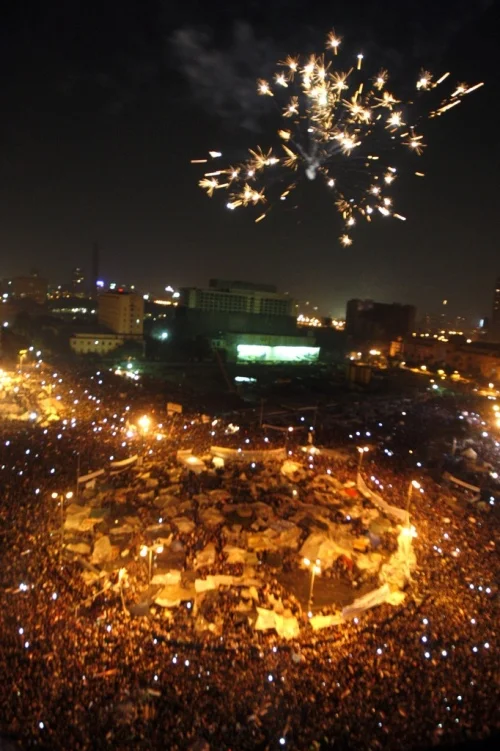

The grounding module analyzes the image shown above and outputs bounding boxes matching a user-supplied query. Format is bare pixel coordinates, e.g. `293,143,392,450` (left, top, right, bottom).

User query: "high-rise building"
72,267,85,297
346,299,416,342
181,279,294,316
98,290,144,337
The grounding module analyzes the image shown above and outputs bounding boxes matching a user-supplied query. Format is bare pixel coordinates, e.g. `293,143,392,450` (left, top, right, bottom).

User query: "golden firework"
194,28,483,245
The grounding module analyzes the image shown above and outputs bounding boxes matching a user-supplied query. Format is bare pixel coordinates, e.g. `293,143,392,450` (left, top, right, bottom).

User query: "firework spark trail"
192,29,483,245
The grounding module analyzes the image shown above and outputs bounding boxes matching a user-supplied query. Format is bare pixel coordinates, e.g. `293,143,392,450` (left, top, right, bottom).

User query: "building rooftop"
208,279,278,294
98,289,140,296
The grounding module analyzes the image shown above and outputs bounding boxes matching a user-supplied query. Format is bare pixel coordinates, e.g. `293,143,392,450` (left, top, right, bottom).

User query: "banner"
77,469,105,485
210,446,286,462
342,584,392,618
110,455,138,469
442,471,480,493
357,473,409,524
254,607,300,639
310,613,345,631
315,447,350,462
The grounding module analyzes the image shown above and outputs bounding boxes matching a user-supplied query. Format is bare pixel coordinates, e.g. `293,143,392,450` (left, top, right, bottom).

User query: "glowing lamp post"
399,524,418,581
137,415,151,434
52,491,73,559
118,568,128,612
357,446,369,473
140,544,164,585
18,349,28,372
303,557,321,613
406,480,421,524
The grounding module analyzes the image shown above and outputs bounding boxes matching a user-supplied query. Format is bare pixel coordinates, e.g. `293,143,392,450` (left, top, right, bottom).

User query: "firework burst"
193,30,483,245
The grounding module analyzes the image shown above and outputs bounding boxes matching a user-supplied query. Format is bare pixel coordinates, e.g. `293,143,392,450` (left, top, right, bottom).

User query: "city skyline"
0,0,498,320
3,262,497,327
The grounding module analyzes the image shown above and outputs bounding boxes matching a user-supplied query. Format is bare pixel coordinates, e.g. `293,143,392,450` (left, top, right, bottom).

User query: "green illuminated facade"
214,332,319,364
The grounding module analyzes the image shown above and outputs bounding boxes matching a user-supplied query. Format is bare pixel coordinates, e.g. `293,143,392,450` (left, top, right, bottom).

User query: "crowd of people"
0,363,498,750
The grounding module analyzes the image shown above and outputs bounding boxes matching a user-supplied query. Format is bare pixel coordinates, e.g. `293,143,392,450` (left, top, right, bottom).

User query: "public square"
0,363,498,750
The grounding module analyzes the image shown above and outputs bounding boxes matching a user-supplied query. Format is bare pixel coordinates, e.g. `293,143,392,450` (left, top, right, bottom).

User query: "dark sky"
0,0,498,320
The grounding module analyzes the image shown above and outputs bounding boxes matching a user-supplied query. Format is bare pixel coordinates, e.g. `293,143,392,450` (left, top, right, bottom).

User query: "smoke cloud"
171,2,495,130
171,22,282,131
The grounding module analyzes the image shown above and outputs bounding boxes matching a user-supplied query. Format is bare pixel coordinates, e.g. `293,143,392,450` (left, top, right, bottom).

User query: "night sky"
0,0,498,321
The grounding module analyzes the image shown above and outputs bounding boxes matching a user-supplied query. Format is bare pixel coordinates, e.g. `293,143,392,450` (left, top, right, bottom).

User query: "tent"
195,543,217,568
461,447,477,461
254,607,300,639
176,450,206,474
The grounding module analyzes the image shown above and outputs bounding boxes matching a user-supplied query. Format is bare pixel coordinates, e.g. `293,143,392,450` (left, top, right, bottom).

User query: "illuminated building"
181,279,294,316
143,296,179,324
69,333,124,355
297,314,346,330
144,280,345,363
98,291,144,337
71,267,85,297
297,313,323,327
403,337,459,365
403,337,500,381
452,342,500,381
48,300,96,319
214,333,319,363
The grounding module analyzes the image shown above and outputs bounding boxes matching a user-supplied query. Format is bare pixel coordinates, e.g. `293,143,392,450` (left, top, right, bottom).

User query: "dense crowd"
0,365,498,750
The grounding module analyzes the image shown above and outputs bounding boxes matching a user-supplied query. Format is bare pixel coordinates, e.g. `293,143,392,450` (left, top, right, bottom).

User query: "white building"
69,333,124,355
98,291,144,337
181,280,294,317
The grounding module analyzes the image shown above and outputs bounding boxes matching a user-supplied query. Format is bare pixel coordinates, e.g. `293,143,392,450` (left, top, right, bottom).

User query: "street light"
18,349,28,372
399,524,418,582
406,480,421,523
51,491,73,559
140,544,164,584
303,557,321,613
357,446,369,473
118,568,128,612
137,415,151,433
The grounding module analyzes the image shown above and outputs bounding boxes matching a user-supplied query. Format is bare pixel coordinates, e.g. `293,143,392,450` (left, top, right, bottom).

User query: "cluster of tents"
63,448,416,638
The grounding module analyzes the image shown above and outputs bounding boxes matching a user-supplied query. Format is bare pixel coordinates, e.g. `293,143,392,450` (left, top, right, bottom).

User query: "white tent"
254,607,300,639
176,450,206,474
461,447,478,461
195,543,217,568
